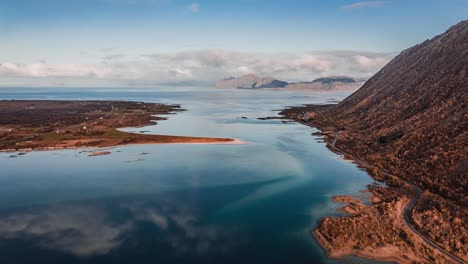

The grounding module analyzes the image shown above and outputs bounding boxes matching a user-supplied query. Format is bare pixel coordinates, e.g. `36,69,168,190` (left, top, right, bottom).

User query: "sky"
0,0,466,87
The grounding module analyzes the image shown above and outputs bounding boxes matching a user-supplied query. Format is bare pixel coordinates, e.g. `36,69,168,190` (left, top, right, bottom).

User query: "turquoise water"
0,87,382,264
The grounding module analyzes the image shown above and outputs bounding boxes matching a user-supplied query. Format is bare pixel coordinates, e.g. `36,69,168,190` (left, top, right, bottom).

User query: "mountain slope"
282,20,467,261
328,20,467,201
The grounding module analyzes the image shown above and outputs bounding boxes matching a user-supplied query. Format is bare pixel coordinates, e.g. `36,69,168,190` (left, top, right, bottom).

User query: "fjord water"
0,87,379,264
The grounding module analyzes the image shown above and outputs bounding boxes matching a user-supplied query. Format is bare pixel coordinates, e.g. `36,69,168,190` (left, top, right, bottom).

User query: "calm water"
0,87,383,264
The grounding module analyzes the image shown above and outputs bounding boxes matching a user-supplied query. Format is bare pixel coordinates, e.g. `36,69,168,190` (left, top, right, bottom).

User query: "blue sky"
0,0,467,86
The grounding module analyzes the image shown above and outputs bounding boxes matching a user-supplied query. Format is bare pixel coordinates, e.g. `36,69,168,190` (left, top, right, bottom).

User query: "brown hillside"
329,20,467,204
281,20,467,260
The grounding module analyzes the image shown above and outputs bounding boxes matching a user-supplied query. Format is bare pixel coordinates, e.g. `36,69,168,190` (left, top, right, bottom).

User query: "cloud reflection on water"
0,205,129,256
0,196,238,257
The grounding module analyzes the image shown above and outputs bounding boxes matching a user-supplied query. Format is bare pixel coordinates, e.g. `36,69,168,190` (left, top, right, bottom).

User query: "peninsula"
0,100,234,152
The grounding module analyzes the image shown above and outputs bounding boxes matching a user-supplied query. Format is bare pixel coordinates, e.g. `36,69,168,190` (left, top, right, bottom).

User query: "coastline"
280,105,464,264
0,137,245,153
0,100,237,152
312,229,401,264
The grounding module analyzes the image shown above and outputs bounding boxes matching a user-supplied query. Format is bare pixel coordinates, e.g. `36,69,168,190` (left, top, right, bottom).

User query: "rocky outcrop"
313,182,453,264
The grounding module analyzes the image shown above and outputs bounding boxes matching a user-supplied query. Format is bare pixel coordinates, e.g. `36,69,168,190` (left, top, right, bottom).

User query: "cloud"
342,1,387,10
99,47,118,53
102,54,126,61
0,50,396,87
0,61,111,78
187,3,200,13
143,49,395,81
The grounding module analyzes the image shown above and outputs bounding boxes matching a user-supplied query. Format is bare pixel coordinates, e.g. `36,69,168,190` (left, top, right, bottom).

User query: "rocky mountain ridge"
216,74,362,91
215,74,288,89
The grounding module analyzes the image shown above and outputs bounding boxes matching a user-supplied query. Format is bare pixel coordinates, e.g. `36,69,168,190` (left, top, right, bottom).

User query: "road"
328,131,466,264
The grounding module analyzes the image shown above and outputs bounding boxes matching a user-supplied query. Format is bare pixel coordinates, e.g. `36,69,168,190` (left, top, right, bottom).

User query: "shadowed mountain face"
331,22,467,127
285,20,467,258
327,20,467,200
311,77,356,84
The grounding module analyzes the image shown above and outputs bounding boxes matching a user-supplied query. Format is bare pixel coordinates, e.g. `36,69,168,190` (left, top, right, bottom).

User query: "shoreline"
0,138,246,154
312,229,400,264
0,100,238,153
280,105,463,264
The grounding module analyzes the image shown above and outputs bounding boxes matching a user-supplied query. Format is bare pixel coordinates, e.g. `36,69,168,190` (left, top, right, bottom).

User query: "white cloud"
0,61,111,78
353,54,389,71
187,3,200,13
342,1,387,10
0,50,396,87
102,54,126,61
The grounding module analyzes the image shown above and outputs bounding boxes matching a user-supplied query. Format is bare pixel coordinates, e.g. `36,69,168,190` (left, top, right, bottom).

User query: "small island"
0,100,235,152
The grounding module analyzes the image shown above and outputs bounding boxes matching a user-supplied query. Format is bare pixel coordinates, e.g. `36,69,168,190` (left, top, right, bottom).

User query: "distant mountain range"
216,74,364,91
215,74,288,89
284,77,365,91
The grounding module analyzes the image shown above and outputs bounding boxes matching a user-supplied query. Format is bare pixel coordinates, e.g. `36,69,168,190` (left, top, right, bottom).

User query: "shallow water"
0,87,386,264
